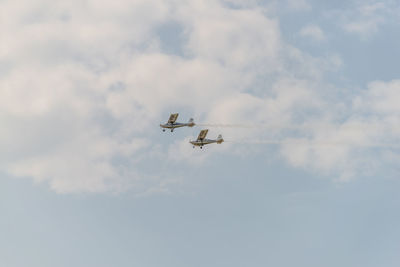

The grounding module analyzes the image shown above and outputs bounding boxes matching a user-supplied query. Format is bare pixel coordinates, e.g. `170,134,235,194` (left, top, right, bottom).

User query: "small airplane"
160,113,195,132
190,129,224,149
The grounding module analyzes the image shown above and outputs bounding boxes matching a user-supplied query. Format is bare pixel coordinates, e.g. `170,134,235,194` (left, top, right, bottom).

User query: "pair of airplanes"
160,113,224,149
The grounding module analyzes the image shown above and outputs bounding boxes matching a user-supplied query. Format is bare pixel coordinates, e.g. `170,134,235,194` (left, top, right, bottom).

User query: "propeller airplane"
160,113,195,132
190,129,224,149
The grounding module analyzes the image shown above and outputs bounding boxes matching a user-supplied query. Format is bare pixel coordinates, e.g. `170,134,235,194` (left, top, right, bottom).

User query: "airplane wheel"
171,129,174,132
193,146,195,149
200,146,203,149
162,129,165,132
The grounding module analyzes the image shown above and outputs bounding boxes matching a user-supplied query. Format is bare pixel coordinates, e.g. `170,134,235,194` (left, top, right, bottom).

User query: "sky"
1,0,400,266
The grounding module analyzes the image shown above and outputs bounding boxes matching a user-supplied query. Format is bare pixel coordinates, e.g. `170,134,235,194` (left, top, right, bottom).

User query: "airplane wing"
168,113,179,123
197,129,208,141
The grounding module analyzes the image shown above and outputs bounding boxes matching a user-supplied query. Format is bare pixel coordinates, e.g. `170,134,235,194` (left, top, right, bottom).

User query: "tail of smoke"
225,139,400,149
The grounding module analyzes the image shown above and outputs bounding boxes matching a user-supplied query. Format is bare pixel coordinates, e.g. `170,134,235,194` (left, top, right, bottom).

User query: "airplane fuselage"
160,122,195,132
190,139,216,146
190,138,223,148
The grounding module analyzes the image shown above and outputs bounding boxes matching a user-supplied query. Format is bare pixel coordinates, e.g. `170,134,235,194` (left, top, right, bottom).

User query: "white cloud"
0,0,286,193
299,25,326,41
1,0,399,194
359,2,386,16
335,1,397,37
354,80,400,114
286,0,311,11
344,18,384,36
279,79,400,181
220,0,260,8
177,1,281,71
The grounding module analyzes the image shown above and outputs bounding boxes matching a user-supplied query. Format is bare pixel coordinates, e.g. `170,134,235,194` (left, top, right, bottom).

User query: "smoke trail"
196,123,256,128
196,122,388,131
197,123,400,137
224,139,400,149
197,122,400,148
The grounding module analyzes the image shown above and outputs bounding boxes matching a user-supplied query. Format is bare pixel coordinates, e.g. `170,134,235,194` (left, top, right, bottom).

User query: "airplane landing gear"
162,129,165,132
171,129,174,132
200,146,203,149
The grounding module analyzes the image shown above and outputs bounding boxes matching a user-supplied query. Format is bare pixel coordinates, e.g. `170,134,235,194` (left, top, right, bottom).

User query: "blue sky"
1,0,400,266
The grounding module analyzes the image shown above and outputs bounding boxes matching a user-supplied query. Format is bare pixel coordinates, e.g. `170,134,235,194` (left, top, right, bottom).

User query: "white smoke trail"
196,123,256,128
197,122,400,149
196,122,394,131
224,139,400,149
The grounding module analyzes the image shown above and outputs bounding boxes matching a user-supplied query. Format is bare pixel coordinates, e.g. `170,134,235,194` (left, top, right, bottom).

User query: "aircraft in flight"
190,129,224,149
160,113,195,132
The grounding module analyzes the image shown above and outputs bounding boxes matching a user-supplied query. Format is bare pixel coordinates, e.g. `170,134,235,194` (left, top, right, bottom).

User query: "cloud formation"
333,1,399,37
1,0,399,193
299,25,325,41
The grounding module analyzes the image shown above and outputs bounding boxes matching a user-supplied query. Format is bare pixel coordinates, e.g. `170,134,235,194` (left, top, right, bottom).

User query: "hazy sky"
1,0,400,266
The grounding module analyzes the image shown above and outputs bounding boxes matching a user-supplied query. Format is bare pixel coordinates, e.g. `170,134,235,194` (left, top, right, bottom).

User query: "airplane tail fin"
217,134,224,144
188,118,195,127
